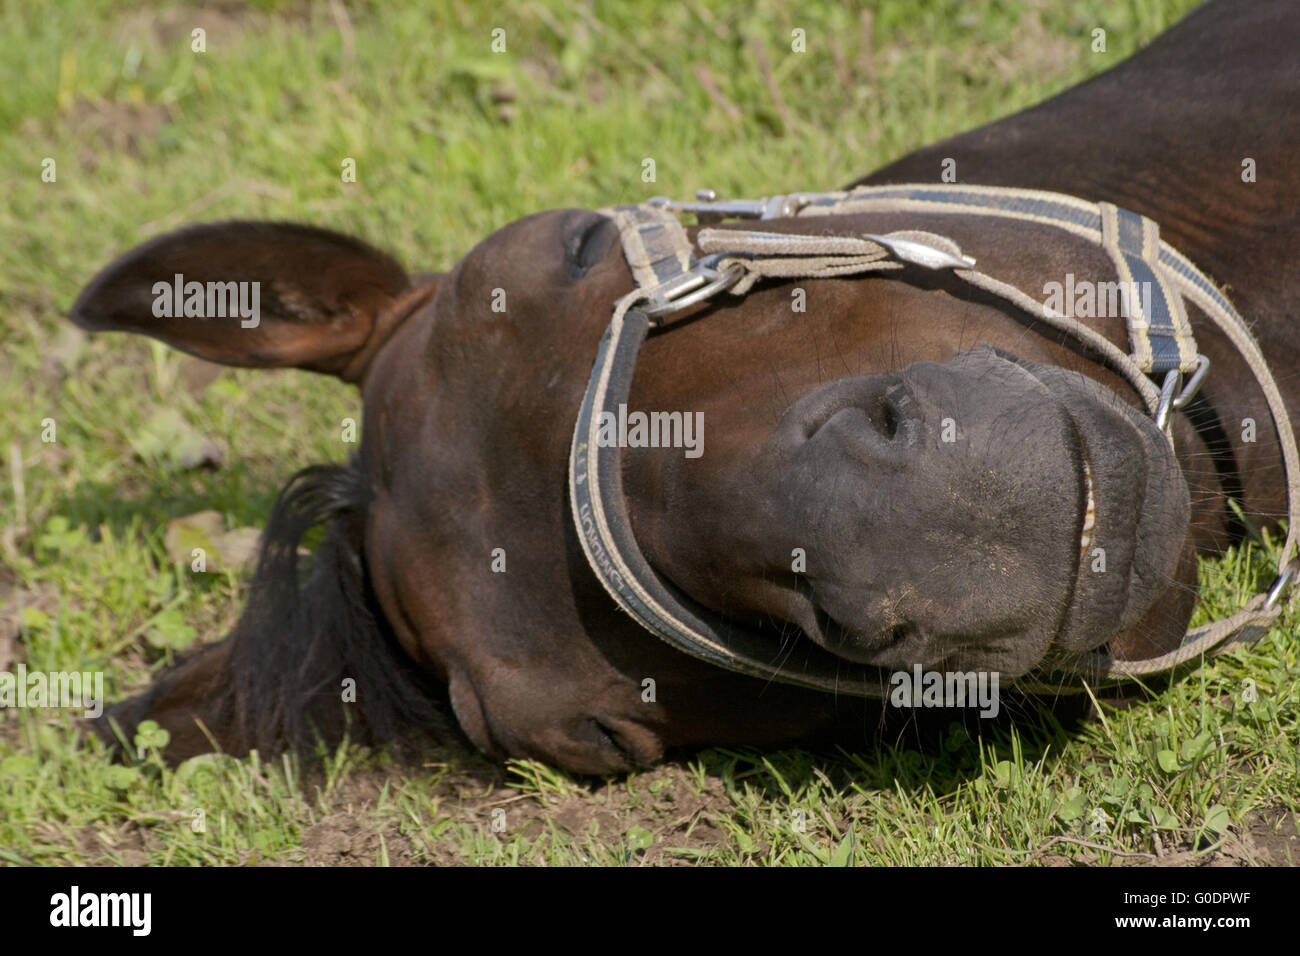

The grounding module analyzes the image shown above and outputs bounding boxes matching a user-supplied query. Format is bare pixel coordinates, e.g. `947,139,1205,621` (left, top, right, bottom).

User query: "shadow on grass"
51,457,304,547
673,691,1100,802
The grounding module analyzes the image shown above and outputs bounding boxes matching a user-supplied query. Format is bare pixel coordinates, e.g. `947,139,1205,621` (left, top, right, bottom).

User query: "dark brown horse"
71,0,1299,772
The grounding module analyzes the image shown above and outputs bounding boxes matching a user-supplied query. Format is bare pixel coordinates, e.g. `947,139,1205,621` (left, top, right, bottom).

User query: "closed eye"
565,213,615,279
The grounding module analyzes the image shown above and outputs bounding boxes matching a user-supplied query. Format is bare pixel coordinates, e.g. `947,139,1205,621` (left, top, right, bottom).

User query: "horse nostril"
869,392,901,440
885,621,915,645
853,382,914,445
792,375,918,448
590,715,635,765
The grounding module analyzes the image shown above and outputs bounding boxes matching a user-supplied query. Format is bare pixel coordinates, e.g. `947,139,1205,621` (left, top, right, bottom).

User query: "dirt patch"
1238,807,1299,865
28,817,154,866
1101,808,1300,867
74,99,172,160
20,100,174,172
982,10,1081,84
296,770,418,867
409,762,743,866
884,7,1081,89
116,1,315,51
294,751,505,867
299,809,417,867
222,759,1300,866
28,2,325,168
280,754,747,866
87,822,153,867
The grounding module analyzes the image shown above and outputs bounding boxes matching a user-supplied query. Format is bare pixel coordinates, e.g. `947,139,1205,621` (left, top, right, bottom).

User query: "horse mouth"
981,351,1191,662
1079,456,1096,558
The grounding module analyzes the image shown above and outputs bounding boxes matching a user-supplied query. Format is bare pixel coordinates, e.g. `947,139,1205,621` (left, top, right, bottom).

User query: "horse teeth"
1079,459,1096,555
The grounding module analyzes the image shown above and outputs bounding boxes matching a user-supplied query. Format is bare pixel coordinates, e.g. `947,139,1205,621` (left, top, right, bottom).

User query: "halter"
568,183,1299,696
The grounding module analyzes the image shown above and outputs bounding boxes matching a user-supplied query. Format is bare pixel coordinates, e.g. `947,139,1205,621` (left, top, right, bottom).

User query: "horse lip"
1008,353,1190,652
1079,451,1096,558
979,349,1124,565
813,609,946,667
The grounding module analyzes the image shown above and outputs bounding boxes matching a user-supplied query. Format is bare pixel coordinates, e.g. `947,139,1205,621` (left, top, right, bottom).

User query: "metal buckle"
1265,559,1298,610
637,253,746,322
1154,353,1210,431
860,232,977,270
647,190,812,224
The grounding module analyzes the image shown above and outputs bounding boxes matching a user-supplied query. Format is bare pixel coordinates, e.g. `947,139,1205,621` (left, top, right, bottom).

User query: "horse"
69,0,1300,773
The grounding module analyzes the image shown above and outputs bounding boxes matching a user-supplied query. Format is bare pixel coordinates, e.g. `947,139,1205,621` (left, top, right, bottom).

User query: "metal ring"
1171,354,1211,410
1154,368,1181,432
1154,355,1211,431
641,263,745,320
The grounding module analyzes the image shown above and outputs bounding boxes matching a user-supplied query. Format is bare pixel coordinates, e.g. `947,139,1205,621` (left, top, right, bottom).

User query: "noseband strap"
569,183,1299,696
569,299,904,695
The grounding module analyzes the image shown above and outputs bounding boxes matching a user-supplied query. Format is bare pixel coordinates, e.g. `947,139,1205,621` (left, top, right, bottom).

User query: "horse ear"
70,221,422,382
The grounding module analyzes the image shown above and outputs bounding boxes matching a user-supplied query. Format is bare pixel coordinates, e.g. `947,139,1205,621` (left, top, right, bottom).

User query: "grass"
2,0,1297,866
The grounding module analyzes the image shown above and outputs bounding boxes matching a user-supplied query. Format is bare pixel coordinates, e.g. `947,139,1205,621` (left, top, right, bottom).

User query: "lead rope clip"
1154,354,1211,432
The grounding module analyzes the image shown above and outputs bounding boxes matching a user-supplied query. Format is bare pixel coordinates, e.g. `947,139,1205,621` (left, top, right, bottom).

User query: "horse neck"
859,0,1300,294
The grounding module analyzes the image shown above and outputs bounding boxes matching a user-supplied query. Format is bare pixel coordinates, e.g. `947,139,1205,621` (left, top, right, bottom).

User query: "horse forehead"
365,203,1110,435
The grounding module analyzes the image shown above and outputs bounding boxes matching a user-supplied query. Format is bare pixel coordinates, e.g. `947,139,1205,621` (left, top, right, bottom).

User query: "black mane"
101,462,450,759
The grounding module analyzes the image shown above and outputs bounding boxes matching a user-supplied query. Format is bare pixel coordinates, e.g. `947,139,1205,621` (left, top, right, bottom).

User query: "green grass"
3,0,1297,866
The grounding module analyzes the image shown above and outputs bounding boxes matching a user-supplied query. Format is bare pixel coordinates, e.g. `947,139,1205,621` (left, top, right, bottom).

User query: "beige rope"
955,270,1164,416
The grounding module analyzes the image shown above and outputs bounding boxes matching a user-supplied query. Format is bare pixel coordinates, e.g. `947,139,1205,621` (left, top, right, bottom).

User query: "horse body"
70,0,1300,772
